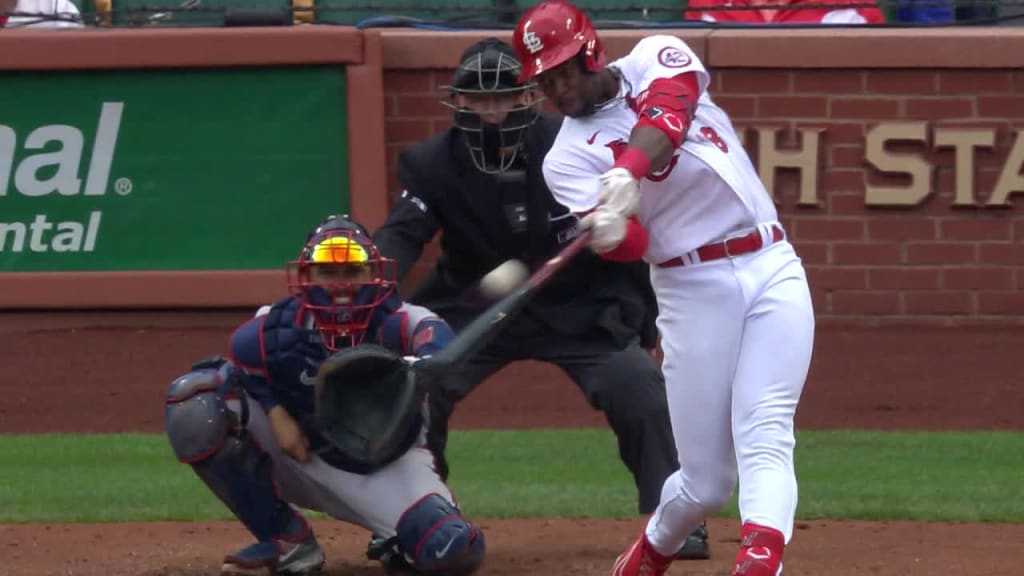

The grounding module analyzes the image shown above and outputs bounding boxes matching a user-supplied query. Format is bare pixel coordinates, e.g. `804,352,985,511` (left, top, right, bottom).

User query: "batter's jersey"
542,35,778,264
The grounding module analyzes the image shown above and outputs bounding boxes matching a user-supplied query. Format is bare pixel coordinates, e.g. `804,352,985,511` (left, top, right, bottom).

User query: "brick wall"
382,64,1024,327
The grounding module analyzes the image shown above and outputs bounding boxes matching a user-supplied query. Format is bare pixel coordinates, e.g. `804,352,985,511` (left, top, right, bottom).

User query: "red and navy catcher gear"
287,215,398,351
513,0,606,82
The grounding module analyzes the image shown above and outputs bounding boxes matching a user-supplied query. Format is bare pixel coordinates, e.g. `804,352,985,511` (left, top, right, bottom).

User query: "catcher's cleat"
366,533,415,573
222,533,325,575
676,521,711,560
612,532,674,576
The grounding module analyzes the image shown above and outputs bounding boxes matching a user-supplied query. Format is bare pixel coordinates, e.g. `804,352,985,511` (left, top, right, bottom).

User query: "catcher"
164,215,485,576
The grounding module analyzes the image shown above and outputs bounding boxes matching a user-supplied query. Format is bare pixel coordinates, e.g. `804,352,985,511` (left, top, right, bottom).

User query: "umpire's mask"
441,38,540,174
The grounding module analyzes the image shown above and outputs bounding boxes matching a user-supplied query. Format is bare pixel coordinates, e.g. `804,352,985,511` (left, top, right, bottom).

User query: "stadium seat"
312,0,500,26
107,0,292,27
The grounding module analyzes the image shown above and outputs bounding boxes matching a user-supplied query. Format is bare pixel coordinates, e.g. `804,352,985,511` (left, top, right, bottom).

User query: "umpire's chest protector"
399,113,565,280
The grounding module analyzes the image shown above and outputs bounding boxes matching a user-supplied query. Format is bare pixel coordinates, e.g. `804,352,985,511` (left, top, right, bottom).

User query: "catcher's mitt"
313,344,424,474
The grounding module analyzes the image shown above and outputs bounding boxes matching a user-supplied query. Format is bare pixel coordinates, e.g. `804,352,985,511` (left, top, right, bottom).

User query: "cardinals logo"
605,139,679,182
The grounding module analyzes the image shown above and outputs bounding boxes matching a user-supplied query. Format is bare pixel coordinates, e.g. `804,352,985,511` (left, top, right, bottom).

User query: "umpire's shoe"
221,533,325,575
676,521,711,560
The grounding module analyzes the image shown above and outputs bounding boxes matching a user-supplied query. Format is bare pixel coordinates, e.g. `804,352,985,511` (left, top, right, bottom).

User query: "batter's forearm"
625,125,676,175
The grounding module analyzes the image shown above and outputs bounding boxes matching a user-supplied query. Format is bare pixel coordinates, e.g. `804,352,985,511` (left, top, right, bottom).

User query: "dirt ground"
1,310,1021,576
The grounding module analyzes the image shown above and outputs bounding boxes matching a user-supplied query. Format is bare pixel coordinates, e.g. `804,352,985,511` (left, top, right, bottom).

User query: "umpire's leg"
554,341,677,514
426,352,507,481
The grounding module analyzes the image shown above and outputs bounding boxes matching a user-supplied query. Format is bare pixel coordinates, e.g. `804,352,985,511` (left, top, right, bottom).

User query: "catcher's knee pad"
165,366,234,462
395,493,485,576
164,366,304,543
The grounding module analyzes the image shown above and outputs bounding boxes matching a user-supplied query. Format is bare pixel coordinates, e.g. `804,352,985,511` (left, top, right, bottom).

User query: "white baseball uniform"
543,34,816,561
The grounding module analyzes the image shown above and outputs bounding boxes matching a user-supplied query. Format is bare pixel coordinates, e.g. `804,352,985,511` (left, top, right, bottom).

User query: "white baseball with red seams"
542,34,816,569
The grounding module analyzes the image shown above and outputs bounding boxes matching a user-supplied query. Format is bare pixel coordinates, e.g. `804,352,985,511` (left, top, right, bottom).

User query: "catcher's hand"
313,344,425,474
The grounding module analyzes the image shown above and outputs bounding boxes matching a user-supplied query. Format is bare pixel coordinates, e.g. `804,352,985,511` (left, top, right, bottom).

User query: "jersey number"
700,126,729,153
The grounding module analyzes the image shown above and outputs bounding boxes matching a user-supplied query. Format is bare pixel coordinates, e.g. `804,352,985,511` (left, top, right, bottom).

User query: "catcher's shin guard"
393,493,485,576
732,522,785,576
165,367,305,544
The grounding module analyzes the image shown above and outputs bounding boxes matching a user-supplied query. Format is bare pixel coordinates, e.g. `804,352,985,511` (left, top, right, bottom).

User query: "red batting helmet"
513,0,606,83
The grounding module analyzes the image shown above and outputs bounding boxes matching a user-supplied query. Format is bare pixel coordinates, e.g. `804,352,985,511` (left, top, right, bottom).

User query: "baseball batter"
513,2,816,575
163,215,485,576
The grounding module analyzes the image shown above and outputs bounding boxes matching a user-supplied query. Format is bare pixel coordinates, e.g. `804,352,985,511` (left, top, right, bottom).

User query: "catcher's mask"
287,215,397,351
441,37,540,174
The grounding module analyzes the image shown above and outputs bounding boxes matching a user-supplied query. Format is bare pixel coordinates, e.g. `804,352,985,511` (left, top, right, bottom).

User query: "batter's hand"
268,405,309,462
580,206,627,253
597,167,640,217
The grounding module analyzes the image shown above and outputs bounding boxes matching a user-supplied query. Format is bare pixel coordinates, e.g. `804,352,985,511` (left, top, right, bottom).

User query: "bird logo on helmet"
440,37,540,174
513,0,606,82
287,215,398,350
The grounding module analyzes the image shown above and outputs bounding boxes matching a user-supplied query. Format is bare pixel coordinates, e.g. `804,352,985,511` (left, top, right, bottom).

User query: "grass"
0,429,1021,524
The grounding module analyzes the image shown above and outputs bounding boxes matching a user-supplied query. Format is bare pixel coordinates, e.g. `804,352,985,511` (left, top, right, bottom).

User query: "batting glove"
580,206,627,253
597,167,640,217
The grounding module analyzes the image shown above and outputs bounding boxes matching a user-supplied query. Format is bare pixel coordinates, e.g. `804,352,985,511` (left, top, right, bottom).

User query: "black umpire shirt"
373,112,658,349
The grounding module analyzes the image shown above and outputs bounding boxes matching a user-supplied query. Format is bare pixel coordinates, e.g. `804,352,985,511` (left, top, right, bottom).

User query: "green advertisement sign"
0,66,349,272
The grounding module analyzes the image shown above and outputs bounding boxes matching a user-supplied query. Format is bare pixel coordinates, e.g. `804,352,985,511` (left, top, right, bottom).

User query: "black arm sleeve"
374,156,442,282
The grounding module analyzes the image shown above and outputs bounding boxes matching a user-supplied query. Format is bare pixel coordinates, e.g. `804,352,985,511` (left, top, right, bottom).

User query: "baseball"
479,259,528,299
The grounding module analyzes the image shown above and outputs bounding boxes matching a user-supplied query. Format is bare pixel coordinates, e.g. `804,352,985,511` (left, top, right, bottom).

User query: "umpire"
372,38,709,559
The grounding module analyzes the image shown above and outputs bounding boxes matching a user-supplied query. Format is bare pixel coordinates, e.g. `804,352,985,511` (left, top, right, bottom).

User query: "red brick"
793,218,865,241
1019,267,1024,289
791,242,829,265
980,243,1024,265
1015,219,1024,241
719,70,792,94
833,243,902,265
395,95,446,117
809,287,831,314
978,96,1024,118
868,268,941,290
818,122,865,145
821,171,864,195
385,119,434,144
793,71,864,94
831,291,901,315
429,119,452,136
905,242,977,265
978,291,1024,314
759,96,828,118
830,146,865,168
943,268,1015,290
903,291,974,315
829,98,901,119
865,70,937,94
867,218,937,241
938,71,1011,94
805,266,867,289
715,96,757,119
828,192,867,214
383,72,434,94
939,219,1012,241
976,170,1004,198
904,99,976,121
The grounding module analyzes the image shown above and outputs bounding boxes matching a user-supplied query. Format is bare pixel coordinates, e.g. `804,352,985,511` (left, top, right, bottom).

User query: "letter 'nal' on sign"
0,67,352,273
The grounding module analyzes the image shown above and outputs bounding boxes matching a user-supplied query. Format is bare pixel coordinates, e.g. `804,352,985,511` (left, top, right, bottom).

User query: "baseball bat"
413,230,593,384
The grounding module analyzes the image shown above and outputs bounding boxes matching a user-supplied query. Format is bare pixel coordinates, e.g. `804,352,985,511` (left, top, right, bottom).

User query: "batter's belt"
657,223,785,268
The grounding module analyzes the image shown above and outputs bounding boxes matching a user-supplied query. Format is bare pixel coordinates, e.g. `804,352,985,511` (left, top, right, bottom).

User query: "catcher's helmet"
287,215,397,350
441,37,539,174
513,0,606,83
